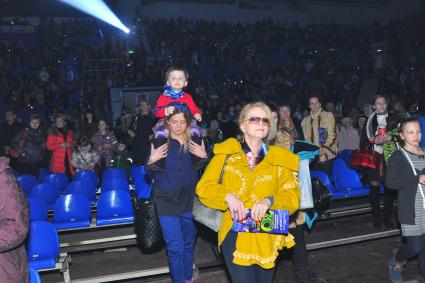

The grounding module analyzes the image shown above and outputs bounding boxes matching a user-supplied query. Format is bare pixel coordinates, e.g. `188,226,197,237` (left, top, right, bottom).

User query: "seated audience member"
338,117,360,152
71,135,100,172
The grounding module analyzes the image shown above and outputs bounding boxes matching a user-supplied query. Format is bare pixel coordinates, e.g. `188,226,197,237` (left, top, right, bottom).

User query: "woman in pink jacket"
0,157,29,282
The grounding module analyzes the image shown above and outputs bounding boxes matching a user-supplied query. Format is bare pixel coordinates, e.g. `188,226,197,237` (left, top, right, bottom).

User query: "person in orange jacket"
47,114,75,179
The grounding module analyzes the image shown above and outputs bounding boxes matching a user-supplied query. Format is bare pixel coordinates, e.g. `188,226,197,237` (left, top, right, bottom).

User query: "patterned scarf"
242,142,268,170
163,84,184,99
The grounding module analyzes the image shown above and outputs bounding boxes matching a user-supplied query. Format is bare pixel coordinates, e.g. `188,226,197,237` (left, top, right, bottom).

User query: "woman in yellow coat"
196,102,300,283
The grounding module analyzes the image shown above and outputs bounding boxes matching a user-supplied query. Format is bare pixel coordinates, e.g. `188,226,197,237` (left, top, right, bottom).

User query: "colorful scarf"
163,85,184,99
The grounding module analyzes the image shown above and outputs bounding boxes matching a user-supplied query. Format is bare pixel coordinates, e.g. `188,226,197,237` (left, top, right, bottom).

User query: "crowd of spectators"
1,12,425,174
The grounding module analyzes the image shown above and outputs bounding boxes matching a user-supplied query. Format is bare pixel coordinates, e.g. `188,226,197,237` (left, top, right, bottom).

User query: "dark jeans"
159,211,196,283
395,234,425,276
221,231,275,283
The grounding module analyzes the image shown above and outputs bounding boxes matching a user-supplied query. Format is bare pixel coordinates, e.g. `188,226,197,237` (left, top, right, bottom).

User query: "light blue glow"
59,0,130,33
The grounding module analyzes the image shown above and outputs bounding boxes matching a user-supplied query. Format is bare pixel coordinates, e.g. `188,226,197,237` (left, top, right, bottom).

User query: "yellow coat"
196,138,300,269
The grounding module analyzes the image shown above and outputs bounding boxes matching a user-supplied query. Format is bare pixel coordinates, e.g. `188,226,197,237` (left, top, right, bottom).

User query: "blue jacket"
153,139,199,216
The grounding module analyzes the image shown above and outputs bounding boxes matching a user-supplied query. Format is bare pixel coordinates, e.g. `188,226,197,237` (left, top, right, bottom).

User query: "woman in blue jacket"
147,106,208,283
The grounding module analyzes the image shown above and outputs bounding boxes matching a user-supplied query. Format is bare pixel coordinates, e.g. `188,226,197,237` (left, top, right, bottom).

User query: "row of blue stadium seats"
19,167,150,192
18,171,152,207
29,190,135,230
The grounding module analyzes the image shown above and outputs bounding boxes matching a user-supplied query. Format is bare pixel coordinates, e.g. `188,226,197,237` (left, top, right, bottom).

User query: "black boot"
383,186,396,228
291,225,312,283
369,185,382,228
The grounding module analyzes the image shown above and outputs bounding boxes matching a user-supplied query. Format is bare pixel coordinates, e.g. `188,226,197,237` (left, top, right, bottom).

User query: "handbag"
298,159,314,209
192,154,230,232
132,177,163,253
351,148,380,170
310,176,333,212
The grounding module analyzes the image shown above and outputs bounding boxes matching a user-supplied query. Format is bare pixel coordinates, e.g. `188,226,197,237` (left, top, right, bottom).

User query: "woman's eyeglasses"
245,116,270,127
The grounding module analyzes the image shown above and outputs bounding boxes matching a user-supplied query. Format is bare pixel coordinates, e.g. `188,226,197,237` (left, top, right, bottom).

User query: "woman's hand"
251,198,272,222
147,143,168,165
419,175,425,185
375,134,391,144
225,193,246,221
189,140,207,159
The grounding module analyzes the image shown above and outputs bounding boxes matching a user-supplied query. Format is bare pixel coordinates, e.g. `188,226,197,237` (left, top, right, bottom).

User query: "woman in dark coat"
129,101,155,165
360,95,399,228
11,114,46,176
0,157,29,283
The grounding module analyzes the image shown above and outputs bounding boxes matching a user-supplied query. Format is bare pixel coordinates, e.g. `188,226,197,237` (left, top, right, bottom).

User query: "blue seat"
338,149,352,166
53,194,91,230
29,267,42,283
29,183,59,209
130,165,147,182
27,221,60,270
330,158,349,183
103,168,126,180
333,168,369,198
27,197,48,222
67,180,97,203
96,190,134,226
44,173,69,193
74,170,98,187
310,170,335,192
101,177,129,193
134,178,152,199
17,174,38,194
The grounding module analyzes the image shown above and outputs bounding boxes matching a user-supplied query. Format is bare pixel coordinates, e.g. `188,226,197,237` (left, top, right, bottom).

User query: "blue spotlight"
59,0,130,33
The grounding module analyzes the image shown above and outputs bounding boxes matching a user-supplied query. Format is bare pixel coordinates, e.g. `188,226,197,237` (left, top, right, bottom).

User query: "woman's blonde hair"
238,102,273,140
165,109,192,152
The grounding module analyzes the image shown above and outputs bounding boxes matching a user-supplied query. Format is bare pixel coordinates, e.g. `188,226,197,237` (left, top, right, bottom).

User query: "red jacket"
47,130,75,175
154,92,200,118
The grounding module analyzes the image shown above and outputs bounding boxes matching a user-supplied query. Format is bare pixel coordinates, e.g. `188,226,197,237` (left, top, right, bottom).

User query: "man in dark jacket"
0,157,30,282
0,110,24,157
129,101,155,165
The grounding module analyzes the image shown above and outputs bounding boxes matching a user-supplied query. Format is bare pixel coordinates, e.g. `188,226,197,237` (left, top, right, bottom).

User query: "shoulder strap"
400,149,417,176
218,154,230,184
400,149,425,209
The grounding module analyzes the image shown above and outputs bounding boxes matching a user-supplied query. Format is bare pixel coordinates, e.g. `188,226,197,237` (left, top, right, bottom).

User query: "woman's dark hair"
398,118,420,133
49,113,68,135
85,110,97,123
77,135,91,147
308,95,322,104
30,114,41,122
372,94,388,105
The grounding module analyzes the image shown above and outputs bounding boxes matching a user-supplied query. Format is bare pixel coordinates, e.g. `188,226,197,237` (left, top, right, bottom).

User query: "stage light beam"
58,0,130,33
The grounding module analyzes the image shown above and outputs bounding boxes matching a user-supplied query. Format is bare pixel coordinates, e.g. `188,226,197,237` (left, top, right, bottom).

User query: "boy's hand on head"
165,106,175,116
194,113,202,122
